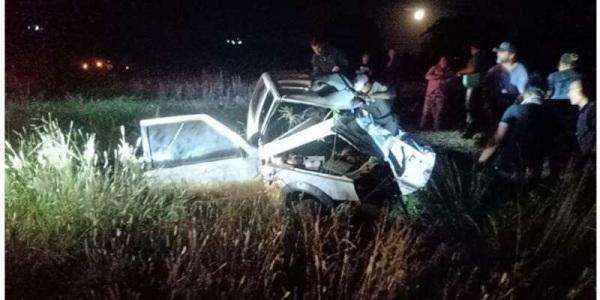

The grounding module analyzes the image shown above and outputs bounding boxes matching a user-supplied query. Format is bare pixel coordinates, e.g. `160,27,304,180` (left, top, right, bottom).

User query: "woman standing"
420,56,455,130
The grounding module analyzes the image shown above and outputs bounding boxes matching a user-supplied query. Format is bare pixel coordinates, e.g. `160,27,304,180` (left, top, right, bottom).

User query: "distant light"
125,66,130,70
237,40,242,45
27,25,31,30
414,9,425,21
96,61,103,68
82,63,89,70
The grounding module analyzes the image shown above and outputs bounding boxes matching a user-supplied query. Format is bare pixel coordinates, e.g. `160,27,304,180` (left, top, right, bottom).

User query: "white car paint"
140,72,436,202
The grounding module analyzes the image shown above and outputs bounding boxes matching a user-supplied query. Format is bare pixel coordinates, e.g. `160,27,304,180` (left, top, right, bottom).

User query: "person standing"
568,79,595,160
420,56,455,130
310,37,349,78
478,75,556,183
482,42,529,132
547,53,581,100
456,43,491,138
382,48,401,87
354,74,400,135
356,52,374,76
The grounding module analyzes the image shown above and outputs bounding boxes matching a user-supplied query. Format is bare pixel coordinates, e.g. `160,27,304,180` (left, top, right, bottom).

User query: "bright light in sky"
414,9,425,21
27,24,43,32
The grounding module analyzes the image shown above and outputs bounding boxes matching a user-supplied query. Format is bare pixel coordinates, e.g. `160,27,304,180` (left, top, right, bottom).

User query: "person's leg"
463,87,475,138
465,87,474,122
420,94,433,129
433,93,444,130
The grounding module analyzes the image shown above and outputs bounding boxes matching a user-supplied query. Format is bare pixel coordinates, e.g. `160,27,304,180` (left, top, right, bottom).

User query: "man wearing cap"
482,41,529,131
354,74,400,135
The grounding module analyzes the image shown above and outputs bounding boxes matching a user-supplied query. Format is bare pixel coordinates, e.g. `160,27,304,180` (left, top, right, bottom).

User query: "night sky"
6,0,596,76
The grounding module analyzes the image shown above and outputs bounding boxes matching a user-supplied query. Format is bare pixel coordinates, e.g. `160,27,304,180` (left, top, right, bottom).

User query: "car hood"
333,116,436,195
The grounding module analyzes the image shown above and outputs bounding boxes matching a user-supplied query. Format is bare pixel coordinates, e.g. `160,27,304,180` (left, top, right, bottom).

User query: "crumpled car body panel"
140,72,435,200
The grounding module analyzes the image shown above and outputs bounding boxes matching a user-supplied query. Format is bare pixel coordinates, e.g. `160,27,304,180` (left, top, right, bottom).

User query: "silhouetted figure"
355,52,374,77
354,74,399,135
456,43,492,138
478,75,557,183
309,37,349,78
547,53,581,100
382,48,401,87
568,79,595,161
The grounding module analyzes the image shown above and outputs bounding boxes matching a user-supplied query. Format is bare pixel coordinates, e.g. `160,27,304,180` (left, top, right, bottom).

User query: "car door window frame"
140,114,254,169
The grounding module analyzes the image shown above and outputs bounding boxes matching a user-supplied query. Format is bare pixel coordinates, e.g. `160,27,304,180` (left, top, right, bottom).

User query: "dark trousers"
464,86,483,134
484,93,517,134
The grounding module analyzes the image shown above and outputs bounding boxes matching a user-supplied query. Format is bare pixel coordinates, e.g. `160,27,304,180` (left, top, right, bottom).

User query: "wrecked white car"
139,72,435,208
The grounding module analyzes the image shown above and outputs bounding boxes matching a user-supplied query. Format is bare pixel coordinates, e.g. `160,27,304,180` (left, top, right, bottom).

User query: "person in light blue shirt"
493,42,528,95
547,53,581,100
482,42,529,132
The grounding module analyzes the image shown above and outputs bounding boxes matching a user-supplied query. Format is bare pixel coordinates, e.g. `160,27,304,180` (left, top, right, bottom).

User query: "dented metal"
140,72,435,202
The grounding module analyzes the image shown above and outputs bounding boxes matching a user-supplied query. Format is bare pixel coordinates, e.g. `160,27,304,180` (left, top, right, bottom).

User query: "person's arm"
479,105,515,163
479,123,509,163
370,87,396,101
442,68,456,80
456,65,475,76
425,66,439,80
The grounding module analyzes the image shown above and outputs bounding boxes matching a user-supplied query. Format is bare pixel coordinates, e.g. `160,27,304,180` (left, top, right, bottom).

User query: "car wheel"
282,190,333,216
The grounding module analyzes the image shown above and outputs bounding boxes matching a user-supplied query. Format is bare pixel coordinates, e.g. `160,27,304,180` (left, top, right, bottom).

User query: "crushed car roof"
266,72,360,110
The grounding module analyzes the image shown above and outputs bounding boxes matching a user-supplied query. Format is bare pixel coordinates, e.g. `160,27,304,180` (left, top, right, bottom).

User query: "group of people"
450,41,594,182
308,37,595,182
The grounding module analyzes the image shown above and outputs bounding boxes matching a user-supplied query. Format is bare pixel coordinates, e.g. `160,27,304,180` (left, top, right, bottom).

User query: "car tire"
282,190,334,216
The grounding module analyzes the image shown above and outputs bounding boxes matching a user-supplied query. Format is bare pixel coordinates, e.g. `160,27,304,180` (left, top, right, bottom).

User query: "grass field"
5,71,595,299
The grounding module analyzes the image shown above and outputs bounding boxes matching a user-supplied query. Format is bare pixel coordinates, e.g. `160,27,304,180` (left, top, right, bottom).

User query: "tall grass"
5,118,185,249
6,119,595,299
5,69,595,299
6,70,253,154
5,119,416,299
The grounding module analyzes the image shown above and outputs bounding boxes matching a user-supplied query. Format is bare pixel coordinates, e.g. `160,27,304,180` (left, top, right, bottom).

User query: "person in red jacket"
420,56,455,130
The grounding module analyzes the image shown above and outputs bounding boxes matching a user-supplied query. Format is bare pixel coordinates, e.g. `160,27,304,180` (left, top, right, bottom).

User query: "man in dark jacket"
568,79,596,159
310,37,349,78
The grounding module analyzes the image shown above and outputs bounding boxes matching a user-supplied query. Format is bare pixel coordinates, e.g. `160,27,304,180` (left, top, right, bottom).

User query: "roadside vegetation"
5,71,595,299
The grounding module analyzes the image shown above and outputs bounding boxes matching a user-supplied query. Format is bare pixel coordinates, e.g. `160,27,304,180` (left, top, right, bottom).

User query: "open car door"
246,73,280,142
140,114,260,185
